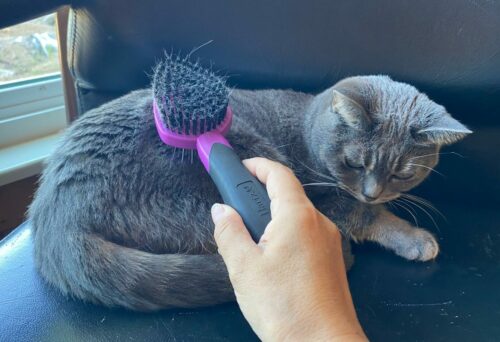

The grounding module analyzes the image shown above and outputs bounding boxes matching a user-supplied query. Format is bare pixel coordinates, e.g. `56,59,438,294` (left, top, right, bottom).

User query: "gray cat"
29,75,471,311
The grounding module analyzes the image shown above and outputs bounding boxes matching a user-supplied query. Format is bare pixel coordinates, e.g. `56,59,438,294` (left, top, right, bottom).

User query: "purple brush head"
152,54,233,150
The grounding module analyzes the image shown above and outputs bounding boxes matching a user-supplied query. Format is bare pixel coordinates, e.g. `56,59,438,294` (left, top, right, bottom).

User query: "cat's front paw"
395,228,439,262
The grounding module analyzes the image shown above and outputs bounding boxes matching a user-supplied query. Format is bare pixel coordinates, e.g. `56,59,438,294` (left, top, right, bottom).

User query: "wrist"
266,312,367,342
269,324,366,342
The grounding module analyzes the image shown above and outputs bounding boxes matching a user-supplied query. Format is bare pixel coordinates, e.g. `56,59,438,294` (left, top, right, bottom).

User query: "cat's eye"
392,173,414,181
345,157,364,169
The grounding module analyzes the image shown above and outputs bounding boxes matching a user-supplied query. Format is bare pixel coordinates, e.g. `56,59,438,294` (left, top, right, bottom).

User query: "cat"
29,75,471,311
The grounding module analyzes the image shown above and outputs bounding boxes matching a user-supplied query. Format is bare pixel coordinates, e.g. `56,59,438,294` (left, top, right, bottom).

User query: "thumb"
212,203,259,265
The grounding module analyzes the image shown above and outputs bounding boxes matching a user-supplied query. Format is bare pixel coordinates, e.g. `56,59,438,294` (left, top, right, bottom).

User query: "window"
0,14,60,84
0,13,67,186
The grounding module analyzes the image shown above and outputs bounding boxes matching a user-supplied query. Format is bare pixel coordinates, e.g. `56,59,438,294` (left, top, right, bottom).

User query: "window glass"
0,14,60,85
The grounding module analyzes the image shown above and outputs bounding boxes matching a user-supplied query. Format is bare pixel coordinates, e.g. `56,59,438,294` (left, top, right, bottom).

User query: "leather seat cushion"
1,201,499,341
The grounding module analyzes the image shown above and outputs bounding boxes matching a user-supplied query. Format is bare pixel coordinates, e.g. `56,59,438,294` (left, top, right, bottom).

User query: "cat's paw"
395,228,439,261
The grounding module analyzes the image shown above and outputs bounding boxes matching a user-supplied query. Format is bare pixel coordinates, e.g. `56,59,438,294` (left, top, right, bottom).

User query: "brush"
152,55,271,242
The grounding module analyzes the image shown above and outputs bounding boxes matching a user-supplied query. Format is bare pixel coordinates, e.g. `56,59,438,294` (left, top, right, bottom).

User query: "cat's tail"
33,230,234,311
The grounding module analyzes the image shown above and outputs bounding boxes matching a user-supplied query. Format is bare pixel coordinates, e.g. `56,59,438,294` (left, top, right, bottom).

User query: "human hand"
211,158,367,342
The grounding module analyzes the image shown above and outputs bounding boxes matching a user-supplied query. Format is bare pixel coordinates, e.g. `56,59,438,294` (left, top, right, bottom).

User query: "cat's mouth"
359,194,399,205
344,188,400,205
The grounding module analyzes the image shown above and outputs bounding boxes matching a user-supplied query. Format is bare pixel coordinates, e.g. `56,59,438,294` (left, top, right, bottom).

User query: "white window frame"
0,73,67,186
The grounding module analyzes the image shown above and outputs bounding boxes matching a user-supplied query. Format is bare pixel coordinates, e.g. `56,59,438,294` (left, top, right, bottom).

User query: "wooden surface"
57,6,78,122
0,176,38,239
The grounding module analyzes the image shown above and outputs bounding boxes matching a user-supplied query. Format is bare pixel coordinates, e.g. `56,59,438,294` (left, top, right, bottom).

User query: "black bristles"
200,118,206,134
152,53,229,135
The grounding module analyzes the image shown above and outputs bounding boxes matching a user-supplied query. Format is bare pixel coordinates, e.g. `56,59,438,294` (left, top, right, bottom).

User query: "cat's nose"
362,192,379,201
362,176,383,201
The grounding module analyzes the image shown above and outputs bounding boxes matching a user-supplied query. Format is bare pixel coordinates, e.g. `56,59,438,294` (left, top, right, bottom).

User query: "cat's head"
309,75,471,204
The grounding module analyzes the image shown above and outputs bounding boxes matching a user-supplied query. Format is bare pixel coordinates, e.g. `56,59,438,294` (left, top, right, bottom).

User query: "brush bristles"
152,54,229,135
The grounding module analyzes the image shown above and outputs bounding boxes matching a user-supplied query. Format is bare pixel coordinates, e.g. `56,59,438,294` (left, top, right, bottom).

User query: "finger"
242,158,306,203
212,203,261,264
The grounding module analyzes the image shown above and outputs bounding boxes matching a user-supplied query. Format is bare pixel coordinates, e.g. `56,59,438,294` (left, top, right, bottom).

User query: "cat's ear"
331,89,370,129
415,114,472,145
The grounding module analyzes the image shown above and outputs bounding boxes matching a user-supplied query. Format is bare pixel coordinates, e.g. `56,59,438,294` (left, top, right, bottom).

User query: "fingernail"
211,203,225,224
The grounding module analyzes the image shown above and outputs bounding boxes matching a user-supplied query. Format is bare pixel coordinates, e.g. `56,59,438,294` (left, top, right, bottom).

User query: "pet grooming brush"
152,55,271,242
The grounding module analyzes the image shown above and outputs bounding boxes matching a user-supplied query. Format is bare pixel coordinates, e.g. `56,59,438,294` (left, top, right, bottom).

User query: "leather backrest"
68,0,500,126
0,0,68,29
66,0,500,206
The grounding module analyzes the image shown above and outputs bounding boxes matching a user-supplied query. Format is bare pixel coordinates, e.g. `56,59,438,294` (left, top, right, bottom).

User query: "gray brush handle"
208,143,271,242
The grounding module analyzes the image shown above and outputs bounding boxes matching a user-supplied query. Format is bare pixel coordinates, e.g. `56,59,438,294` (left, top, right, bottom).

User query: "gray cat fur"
29,75,471,311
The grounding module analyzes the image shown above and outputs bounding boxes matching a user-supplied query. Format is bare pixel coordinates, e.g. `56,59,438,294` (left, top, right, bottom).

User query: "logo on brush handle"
237,181,271,216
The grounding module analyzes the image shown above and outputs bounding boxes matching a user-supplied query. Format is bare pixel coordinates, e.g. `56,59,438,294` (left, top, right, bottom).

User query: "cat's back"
29,89,164,230
57,89,151,155
230,88,312,117
229,88,312,146
45,89,156,175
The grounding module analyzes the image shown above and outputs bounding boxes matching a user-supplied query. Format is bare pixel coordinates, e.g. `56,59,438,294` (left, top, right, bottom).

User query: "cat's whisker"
339,183,356,194
401,194,446,215
169,147,177,168
319,180,354,197
295,158,337,183
401,193,435,211
405,199,441,233
407,163,445,178
394,199,419,226
401,194,447,222
387,201,400,214
337,184,359,199
275,143,294,151
392,200,419,227
399,197,441,233
413,196,446,221
302,182,338,187
302,174,335,186
409,151,464,161
396,199,418,219
447,151,465,158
